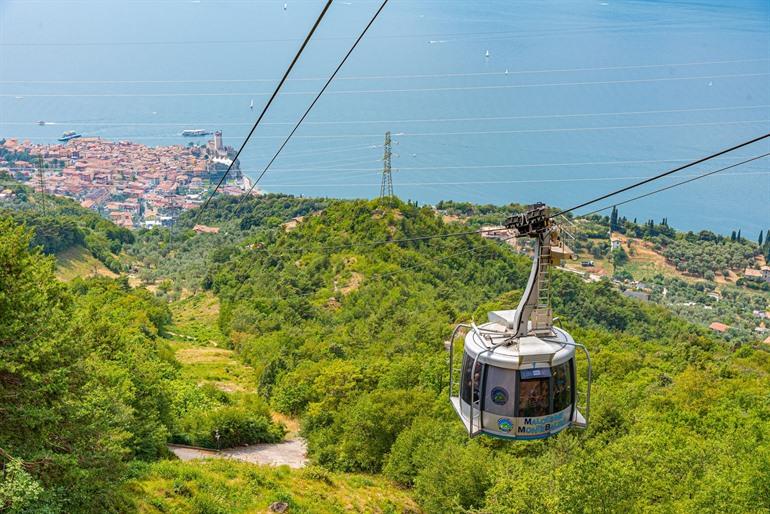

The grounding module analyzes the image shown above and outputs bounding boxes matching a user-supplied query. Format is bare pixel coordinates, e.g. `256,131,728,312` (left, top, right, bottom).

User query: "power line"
195,0,334,224
8,103,767,126
12,118,769,142
2,58,765,84
5,72,767,97
233,0,391,218
551,132,770,217
6,159,768,181
581,153,770,217
262,154,764,174
252,170,770,188
0,19,722,48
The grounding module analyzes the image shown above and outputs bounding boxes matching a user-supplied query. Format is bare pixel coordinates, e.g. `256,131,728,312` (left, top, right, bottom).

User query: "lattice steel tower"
37,156,47,215
379,131,394,202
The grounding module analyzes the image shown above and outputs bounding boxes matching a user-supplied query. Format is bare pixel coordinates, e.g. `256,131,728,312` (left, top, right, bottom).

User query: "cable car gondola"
448,203,591,440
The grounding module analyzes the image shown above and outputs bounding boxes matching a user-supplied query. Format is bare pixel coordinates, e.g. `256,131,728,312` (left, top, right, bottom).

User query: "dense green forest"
2,194,770,512
0,219,282,512
203,199,770,512
126,194,327,293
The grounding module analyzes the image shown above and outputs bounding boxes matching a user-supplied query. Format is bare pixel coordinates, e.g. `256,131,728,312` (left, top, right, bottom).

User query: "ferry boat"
58,131,82,142
181,129,211,137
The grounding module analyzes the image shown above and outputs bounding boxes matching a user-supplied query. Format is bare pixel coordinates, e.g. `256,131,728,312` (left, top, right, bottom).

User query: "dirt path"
167,294,307,468
168,440,308,468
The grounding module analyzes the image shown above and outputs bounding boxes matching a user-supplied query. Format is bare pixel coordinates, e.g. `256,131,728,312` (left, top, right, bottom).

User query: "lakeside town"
0,132,253,228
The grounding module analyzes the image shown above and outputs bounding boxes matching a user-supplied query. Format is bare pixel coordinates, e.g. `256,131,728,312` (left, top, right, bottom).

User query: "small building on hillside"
611,239,622,251
709,322,730,333
745,267,770,283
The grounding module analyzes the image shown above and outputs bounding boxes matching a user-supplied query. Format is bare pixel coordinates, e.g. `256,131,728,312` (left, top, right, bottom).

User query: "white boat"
283,3,287,10
250,99,254,110
485,50,490,58
181,129,211,137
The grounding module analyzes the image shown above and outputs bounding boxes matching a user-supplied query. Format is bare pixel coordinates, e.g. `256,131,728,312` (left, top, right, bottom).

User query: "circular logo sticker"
491,387,508,405
498,418,513,433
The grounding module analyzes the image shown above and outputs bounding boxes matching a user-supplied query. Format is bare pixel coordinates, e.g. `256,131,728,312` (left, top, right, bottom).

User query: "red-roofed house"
709,322,729,333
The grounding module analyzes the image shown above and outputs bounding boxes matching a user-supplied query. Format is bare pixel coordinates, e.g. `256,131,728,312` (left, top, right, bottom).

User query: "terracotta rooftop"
708,322,729,333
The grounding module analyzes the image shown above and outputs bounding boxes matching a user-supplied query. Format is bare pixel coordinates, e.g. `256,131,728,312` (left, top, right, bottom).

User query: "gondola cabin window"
518,368,551,417
552,361,573,413
460,353,482,404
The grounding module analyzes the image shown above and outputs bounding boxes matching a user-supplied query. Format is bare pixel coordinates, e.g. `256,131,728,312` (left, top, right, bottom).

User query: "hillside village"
0,134,252,228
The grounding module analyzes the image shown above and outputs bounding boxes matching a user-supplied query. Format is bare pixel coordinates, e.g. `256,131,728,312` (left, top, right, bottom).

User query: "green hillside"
207,199,770,512
2,196,769,513
0,183,133,275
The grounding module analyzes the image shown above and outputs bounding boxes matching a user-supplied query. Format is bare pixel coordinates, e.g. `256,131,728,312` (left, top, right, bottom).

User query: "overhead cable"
551,132,770,217
195,0,333,224
233,0,390,217
3,58,766,84
581,153,770,217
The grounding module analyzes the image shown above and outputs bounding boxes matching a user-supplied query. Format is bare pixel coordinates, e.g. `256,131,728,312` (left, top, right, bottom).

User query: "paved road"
168,439,308,469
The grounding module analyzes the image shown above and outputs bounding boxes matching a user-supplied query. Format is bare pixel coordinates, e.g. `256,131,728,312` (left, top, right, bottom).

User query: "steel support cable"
14,103,766,126
4,58,766,83
551,132,770,218
580,152,770,217
233,0,390,219
8,72,768,97
195,0,334,224
24,118,763,141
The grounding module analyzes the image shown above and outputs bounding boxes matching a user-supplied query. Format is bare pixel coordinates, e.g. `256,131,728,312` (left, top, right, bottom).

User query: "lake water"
1,0,768,236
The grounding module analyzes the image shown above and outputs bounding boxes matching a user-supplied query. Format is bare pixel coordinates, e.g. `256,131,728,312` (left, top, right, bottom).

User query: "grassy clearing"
127,459,420,514
55,245,117,281
170,341,256,393
165,292,303,439
168,291,227,346
165,293,257,393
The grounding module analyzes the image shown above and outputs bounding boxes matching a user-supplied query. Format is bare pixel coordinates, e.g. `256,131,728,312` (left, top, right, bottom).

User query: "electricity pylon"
37,156,47,214
379,131,394,204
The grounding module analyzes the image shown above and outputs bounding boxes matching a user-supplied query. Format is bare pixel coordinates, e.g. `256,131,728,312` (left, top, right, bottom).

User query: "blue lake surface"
1,0,768,235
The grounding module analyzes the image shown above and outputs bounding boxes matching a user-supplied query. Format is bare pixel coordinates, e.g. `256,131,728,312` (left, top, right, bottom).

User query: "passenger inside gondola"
518,370,550,417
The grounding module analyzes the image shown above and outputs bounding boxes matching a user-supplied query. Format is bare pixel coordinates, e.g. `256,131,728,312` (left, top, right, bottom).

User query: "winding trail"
168,440,308,468
166,293,308,469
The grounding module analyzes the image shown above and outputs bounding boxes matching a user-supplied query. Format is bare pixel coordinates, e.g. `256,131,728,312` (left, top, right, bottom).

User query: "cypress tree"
737,229,742,242
759,230,764,247
731,231,737,241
